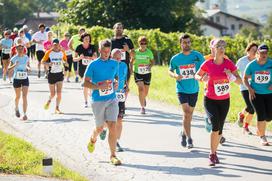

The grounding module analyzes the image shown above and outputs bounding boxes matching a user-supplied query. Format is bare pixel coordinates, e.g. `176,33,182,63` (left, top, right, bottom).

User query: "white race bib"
214,80,230,96
138,64,151,74
51,61,62,73
121,51,126,60
15,71,27,80
82,59,90,66
99,81,114,96
255,71,270,84
65,50,72,56
116,92,125,102
2,48,11,54
179,64,196,80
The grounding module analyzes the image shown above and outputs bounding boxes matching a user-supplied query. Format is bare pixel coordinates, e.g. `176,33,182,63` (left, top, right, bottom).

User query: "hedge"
52,24,272,65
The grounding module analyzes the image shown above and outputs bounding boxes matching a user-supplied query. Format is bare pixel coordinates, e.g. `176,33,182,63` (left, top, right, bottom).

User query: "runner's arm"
84,77,108,90
68,39,74,51
169,69,182,81
243,74,255,100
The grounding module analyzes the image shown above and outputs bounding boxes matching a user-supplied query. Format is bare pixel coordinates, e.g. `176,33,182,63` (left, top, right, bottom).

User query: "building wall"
201,25,221,37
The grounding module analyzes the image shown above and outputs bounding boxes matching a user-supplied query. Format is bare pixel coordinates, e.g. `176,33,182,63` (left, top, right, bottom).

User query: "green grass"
130,65,272,130
0,130,88,181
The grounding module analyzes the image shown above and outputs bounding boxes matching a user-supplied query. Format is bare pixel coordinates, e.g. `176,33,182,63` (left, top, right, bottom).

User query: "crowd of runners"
0,22,271,166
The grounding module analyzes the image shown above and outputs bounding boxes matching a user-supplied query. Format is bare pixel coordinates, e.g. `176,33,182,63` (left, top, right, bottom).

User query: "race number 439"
179,64,196,80
255,71,270,84
214,79,230,96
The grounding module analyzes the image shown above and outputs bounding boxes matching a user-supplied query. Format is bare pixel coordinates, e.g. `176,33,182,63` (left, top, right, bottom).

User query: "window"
216,16,220,23
210,17,214,22
239,24,243,29
231,24,235,30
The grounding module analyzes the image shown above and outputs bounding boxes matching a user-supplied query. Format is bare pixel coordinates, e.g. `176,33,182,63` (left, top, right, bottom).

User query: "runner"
74,32,97,108
42,39,68,114
0,30,13,82
168,34,205,149
32,24,47,78
84,39,121,166
10,28,18,41
11,38,28,56
68,28,85,82
112,48,128,152
28,29,36,61
8,43,30,121
244,44,272,146
195,39,242,166
43,31,54,51
236,43,258,134
14,29,30,48
22,25,32,59
60,32,73,82
132,36,154,114
204,39,228,144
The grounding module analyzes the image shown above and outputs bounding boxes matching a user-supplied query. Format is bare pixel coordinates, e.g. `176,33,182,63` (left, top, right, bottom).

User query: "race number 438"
255,71,270,84
179,64,196,79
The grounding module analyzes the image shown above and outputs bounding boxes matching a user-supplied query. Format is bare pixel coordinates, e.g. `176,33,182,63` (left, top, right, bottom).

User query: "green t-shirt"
71,34,81,50
134,48,154,74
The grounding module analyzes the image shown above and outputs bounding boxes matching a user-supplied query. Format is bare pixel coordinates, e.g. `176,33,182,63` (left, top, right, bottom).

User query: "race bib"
82,59,90,66
65,50,72,56
255,71,270,84
15,71,27,80
121,51,126,60
2,48,11,54
214,79,230,96
99,81,114,96
116,92,125,102
179,64,196,80
138,64,150,74
51,61,62,73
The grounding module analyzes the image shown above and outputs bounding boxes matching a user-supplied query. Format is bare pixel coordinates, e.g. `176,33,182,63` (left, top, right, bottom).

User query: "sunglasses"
140,42,147,45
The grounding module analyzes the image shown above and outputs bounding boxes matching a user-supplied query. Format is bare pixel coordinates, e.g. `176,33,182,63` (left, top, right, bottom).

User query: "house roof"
204,9,261,27
202,18,228,30
33,12,60,18
15,18,58,31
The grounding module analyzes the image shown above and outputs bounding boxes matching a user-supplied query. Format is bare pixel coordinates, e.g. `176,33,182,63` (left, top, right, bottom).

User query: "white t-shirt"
236,56,251,91
14,36,29,46
32,31,47,51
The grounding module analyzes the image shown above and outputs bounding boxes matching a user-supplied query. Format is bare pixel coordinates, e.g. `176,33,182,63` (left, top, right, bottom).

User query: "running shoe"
67,79,70,83
22,115,28,121
87,139,96,153
99,129,107,140
55,109,64,114
243,127,253,135
205,117,212,133
15,109,20,118
181,134,187,147
44,101,51,110
260,136,269,146
209,154,216,166
116,142,124,152
187,138,194,149
237,112,244,128
75,76,79,83
110,156,122,166
3,76,6,81
214,152,220,164
219,136,226,145
140,107,145,114
9,80,12,84
84,101,88,108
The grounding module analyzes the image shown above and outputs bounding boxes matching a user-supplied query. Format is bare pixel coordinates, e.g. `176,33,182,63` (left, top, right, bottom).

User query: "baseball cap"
13,27,18,32
22,25,28,29
52,38,59,44
258,44,269,52
16,43,24,48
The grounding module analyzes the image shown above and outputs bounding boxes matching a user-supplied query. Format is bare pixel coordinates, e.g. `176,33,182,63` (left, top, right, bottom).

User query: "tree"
59,0,203,34
262,12,272,38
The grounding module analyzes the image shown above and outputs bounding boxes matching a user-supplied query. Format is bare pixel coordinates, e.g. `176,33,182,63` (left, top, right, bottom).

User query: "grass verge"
0,130,88,181
129,65,272,130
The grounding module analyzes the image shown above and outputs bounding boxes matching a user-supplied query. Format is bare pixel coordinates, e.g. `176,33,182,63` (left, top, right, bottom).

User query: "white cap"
22,25,28,29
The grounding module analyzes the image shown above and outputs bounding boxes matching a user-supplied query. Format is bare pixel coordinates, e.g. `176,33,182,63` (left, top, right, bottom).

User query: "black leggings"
64,55,73,72
251,93,272,122
241,90,255,114
204,97,230,135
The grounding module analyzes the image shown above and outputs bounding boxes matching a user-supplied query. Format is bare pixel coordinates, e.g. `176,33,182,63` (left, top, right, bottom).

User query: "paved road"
0,71,272,181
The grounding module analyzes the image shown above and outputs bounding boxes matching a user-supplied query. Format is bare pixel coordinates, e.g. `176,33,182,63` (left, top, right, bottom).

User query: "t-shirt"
84,58,118,102
200,58,237,100
0,38,13,54
236,56,252,91
111,36,134,69
25,32,32,41
118,61,128,91
134,48,154,74
9,34,18,41
10,55,29,80
11,46,27,56
75,44,96,67
43,40,53,51
32,31,47,51
71,34,81,50
60,39,73,56
245,59,272,94
14,36,29,46
42,50,67,74
169,50,205,94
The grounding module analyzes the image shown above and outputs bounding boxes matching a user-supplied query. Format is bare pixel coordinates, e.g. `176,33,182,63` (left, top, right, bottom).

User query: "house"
201,18,228,37
15,12,60,31
202,9,261,37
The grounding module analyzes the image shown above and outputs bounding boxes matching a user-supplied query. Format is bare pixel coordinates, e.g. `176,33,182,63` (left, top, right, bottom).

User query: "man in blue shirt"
169,34,205,149
84,39,121,166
